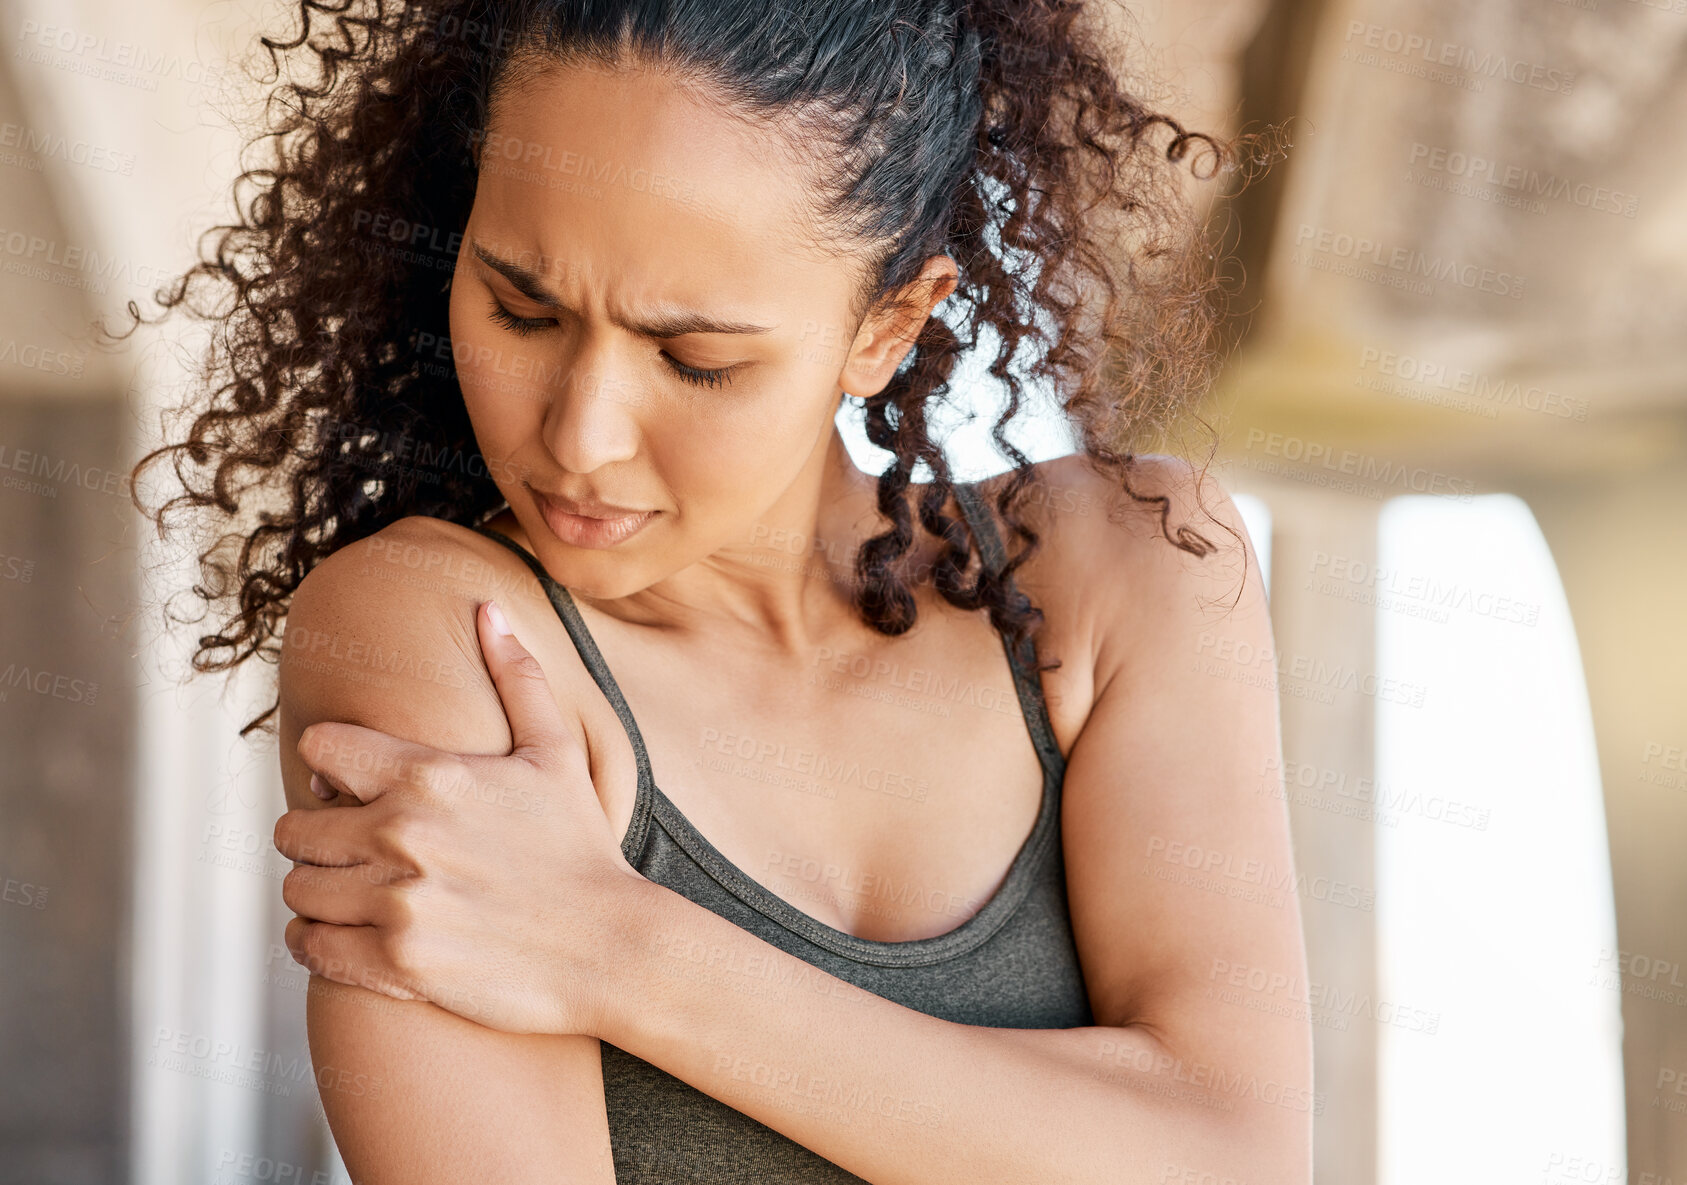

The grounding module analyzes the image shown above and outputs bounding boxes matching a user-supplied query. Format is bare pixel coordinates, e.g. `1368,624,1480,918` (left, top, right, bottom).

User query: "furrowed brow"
471,240,775,339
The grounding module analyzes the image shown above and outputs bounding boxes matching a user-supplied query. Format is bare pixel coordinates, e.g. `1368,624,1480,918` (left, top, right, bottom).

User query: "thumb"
477,599,571,767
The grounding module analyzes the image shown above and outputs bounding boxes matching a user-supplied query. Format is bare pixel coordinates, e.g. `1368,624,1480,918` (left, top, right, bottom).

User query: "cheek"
653,428,763,504
649,380,833,506
461,362,546,438
459,369,543,482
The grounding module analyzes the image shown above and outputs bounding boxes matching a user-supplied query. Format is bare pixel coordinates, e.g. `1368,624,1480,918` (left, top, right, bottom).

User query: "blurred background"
1,0,1682,1181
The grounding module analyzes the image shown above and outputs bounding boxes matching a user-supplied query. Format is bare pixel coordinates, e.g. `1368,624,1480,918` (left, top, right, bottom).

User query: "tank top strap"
951,480,1068,784
471,523,659,859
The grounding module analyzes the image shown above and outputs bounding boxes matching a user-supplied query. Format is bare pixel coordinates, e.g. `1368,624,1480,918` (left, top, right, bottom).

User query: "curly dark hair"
111,0,1282,737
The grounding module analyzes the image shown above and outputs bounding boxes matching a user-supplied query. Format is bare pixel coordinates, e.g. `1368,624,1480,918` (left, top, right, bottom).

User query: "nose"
540,334,645,473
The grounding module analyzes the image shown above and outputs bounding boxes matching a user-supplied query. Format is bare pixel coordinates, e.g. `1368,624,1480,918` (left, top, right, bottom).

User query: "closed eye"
487,297,553,337
486,297,739,388
663,356,738,388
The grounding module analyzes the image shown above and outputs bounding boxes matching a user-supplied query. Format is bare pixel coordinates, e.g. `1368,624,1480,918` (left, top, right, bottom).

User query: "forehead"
475,57,851,316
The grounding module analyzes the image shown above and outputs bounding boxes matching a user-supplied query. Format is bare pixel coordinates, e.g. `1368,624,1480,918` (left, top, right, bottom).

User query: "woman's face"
449,57,955,598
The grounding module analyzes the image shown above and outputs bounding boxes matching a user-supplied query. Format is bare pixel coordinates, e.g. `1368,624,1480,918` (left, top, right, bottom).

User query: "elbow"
1093,1072,1312,1185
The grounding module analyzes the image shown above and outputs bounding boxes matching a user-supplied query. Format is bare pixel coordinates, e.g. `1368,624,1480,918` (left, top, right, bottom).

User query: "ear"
837,253,959,400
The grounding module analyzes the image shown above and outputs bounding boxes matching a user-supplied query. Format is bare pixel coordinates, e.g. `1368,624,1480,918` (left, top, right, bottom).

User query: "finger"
274,801,393,867
281,861,399,926
297,719,448,805
284,916,423,1001
477,599,574,769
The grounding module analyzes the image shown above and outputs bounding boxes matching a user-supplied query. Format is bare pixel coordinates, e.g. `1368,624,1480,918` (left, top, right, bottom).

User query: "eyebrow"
470,241,776,338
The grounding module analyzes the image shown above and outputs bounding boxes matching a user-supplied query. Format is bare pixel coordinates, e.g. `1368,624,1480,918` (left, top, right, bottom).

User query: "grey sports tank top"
473,480,1094,1182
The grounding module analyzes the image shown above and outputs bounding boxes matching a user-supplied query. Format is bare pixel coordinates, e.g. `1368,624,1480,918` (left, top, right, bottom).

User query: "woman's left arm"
595,460,1312,1185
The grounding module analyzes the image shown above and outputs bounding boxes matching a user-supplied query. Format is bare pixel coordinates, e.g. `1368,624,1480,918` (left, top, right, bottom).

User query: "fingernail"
486,600,512,637
309,772,334,800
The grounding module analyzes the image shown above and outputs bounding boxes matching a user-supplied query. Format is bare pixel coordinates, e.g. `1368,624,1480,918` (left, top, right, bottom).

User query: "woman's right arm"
275,518,617,1184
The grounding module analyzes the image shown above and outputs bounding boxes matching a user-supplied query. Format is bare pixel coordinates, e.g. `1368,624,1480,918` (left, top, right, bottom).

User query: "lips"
526,480,647,517
541,493,644,519
530,487,657,549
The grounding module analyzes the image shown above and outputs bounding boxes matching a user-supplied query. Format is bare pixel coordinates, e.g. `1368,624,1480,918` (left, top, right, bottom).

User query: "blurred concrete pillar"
0,33,136,1181
0,398,136,1185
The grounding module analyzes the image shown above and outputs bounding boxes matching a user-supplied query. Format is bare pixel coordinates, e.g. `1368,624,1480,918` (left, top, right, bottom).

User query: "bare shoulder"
284,515,502,751
1005,452,1253,588
991,453,1261,662
279,513,592,777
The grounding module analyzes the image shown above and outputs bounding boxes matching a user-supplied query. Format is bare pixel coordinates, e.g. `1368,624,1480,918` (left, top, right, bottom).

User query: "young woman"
129,1,1310,1180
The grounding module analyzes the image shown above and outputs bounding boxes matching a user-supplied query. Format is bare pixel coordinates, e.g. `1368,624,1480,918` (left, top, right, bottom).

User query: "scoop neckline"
627,741,1063,968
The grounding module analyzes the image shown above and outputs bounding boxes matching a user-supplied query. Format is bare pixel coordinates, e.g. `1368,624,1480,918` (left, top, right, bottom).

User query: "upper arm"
276,517,615,1183
1056,457,1312,1153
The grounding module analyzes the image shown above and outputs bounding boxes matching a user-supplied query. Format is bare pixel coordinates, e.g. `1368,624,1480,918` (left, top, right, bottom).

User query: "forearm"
598,881,1267,1185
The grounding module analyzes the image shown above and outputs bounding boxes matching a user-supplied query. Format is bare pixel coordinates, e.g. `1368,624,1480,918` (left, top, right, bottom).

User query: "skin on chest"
563,605,1054,943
